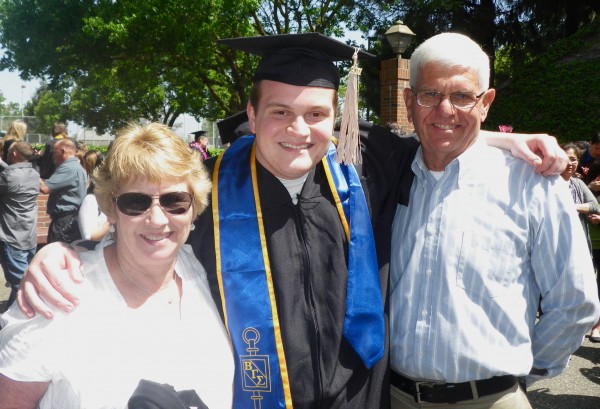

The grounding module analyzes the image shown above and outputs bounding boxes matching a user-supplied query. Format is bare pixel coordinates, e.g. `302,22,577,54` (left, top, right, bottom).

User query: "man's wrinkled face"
404,63,495,170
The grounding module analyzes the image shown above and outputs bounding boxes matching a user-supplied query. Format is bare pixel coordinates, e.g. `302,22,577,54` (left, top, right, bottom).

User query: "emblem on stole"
240,327,272,407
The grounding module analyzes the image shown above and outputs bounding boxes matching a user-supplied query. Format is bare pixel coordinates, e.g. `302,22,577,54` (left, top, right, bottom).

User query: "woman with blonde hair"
0,120,27,169
0,122,234,408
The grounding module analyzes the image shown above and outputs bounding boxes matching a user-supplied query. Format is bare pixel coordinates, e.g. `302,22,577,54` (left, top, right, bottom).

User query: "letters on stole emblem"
240,327,271,392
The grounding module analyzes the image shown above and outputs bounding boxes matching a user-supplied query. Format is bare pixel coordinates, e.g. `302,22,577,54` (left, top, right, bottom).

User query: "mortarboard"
217,110,251,145
218,32,374,164
217,32,374,91
190,130,207,137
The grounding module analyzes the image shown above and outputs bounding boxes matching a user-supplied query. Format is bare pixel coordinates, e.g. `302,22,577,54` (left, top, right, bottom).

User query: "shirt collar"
8,161,32,167
411,135,490,188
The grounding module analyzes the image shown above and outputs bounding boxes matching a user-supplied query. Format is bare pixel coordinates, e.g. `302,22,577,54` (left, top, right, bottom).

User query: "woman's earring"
109,224,115,233
190,223,196,231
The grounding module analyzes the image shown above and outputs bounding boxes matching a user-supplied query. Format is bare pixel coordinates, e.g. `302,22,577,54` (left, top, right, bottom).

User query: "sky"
0,69,39,106
0,68,200,141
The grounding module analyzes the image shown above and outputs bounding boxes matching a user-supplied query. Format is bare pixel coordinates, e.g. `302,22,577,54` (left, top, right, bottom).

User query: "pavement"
527,336,600,408
1,276,599,407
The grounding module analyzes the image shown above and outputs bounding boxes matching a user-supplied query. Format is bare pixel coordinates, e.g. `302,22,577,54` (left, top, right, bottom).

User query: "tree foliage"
355,0,599,122
0,0,258,133
486,19,600,141
32,86,70,134
0,0,599,136
0,92,20,117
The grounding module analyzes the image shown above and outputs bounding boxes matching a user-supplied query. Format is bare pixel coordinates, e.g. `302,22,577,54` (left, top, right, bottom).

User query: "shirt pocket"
456,231,523,298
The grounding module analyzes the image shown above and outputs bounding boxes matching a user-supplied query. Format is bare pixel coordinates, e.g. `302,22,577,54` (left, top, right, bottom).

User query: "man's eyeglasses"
412,89,486,109
113,192,194,216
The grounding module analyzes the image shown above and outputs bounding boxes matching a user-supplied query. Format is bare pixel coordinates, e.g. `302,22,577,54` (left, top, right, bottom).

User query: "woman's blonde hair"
93,122,211,220
82,150,104,176
2,120,27,142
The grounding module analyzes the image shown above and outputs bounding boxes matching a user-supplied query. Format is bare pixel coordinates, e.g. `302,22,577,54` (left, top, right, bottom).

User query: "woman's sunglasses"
113,192,194,216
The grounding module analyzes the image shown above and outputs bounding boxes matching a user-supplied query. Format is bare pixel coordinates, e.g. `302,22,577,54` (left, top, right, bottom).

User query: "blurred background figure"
579,131,600,187
78,150,109,242
0,120,27,170
39,138,87,243
216,110,250,147
36,121,69,179
586,214,600,343
188,130,210,160
0,141,39,310
561,143,600,253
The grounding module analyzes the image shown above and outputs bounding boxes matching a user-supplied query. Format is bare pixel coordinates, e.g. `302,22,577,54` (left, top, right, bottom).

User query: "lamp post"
20,85,25,117
384,20,416,57
380,20,416,131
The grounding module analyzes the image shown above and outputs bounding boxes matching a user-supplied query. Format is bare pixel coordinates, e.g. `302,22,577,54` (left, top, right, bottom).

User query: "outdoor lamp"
385,20,416,56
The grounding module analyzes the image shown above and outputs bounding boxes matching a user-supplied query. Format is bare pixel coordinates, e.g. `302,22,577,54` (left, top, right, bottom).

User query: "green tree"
0,100,20,117
3,0,598,132
0,0,258,133
486,19,600,142
0,0,397,131
32,87,69,134
495,0,600,71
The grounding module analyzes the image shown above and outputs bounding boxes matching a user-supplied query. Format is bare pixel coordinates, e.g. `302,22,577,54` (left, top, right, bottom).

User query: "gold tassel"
337,47,362,165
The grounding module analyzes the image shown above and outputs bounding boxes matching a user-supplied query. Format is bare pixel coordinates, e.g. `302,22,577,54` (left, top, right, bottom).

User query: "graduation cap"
190,130,207,137
217,110,251,145
217,32,374,91
218,32,374,164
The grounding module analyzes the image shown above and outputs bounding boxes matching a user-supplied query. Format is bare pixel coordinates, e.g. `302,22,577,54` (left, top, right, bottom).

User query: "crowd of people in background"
0,122,90,310
0,29,598,409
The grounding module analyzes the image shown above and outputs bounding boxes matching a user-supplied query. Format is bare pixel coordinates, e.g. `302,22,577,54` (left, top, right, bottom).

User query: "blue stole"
213,135,384,408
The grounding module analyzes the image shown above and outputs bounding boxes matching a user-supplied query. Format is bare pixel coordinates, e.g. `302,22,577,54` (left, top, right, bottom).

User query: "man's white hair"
409,32,490,93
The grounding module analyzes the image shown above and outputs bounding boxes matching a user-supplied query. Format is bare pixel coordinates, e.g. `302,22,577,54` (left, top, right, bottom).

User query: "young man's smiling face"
248,80,336,180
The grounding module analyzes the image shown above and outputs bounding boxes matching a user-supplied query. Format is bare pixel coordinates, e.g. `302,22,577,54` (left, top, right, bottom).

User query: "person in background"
39,138,87,243
0,122,234,409
15,33,568,409
78,150,109,242
580,131,600,186
188,130,210,160
81,149,103,180
216,110,251,146
0,120,28,170
389,32,599,409
561,143,600,253
0,141,39,309
587,214,600,343
36,121,69,179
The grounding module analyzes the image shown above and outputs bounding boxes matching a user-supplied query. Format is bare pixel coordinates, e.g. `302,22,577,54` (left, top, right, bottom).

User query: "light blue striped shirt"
390,137,600,383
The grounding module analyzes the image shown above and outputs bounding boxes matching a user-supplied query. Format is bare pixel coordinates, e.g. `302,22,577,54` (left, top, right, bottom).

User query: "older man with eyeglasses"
388,32,600,409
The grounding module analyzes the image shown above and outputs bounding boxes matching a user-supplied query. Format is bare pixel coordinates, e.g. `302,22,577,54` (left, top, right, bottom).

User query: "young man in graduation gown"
188,34,416,408
16,33,566,409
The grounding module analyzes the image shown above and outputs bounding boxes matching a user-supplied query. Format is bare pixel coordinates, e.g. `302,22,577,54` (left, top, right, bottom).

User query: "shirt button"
426,269,432,275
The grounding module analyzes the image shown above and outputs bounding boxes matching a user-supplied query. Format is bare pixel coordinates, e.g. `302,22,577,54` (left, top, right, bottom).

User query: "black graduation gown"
189,122,418,409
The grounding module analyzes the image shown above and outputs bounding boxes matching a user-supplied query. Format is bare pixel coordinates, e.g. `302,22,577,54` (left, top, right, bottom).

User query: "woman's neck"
104,244,181,307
